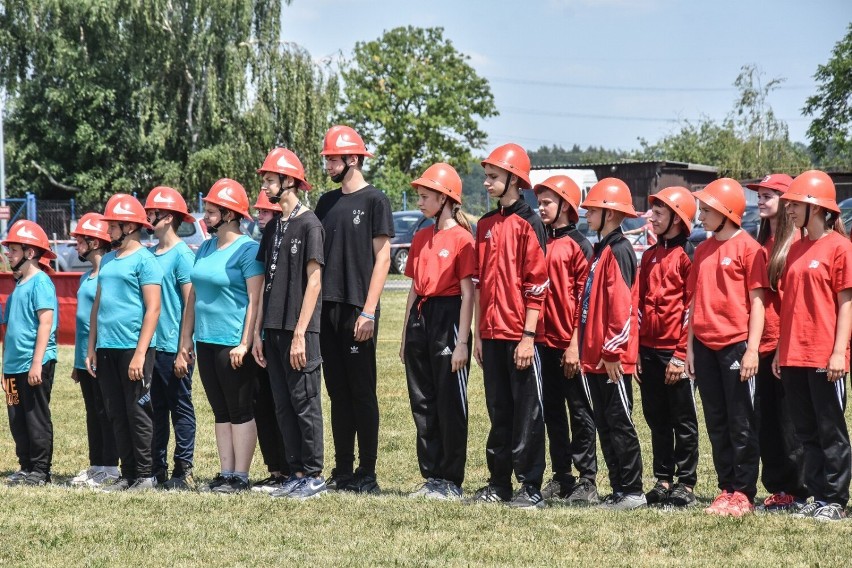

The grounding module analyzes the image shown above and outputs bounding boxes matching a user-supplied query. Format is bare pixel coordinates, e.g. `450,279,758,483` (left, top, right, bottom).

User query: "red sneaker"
726,491,755,517
704,490,731,515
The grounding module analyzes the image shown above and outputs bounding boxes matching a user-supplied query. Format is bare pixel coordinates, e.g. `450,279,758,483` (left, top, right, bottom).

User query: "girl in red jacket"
773,170,852,522
637,186,699,508
687,178,767,517
746,174,807,512
400,163,475,501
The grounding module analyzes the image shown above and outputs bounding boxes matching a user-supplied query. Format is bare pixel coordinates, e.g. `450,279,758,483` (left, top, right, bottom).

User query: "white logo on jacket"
217,187,240,205
438,249,449,258
720,257,732,266
808,260,820,269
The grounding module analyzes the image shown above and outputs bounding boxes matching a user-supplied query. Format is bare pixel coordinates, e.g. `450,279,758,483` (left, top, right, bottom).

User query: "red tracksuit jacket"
579,228,639,374
536,226,592,349
474,199,549,341
637,232,693,360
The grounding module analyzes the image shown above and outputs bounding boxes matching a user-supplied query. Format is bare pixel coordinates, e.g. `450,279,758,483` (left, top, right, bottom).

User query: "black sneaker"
100,477,133,493
213,476,249,494
645,481,671,506
665,483,697,508
22,471,50,486
541,477,574,500
343,468,380,495
326,469,354,491
508,484,546,509
470,483,512,503
566,478,599,506
199,473,231,493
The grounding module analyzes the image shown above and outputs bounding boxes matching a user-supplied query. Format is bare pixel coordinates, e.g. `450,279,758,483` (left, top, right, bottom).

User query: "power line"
488,76,812,92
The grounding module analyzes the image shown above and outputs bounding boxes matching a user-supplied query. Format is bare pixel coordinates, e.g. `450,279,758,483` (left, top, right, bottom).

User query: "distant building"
531,160,718,212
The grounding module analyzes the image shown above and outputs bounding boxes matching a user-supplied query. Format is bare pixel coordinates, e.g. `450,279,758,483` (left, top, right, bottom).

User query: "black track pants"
757,354,806,497
320,302,379,475
97,348,155,479
404,297,469,487
537,344,597,483
5,360,55,475
481,338,545,489
693,339,759,500
638,346,699,486
781,367,850,506
585,371,644,494
265,330,324,477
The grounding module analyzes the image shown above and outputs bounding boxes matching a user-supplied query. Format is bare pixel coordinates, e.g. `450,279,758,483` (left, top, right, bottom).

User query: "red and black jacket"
536,225,592,349
579,228,639,374
637,233,693,359
474,199,549,341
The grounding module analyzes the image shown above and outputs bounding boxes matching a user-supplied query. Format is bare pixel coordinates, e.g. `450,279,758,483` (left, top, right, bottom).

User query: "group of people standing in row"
2,125,851,521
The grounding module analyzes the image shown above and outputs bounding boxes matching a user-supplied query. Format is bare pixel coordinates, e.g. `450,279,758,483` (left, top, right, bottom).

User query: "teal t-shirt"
153,241,195,353
191,235,263,346
96,246,164,350
2,271,58,374
74,269,98,369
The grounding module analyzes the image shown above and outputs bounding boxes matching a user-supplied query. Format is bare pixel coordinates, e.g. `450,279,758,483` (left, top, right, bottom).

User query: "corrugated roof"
531,160,718,172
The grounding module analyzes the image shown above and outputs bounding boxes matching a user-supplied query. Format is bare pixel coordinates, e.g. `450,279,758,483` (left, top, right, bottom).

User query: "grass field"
1,290,850,567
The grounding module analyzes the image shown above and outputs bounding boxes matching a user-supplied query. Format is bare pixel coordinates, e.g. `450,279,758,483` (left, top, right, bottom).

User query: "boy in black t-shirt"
314,125,394,494
252,148,326,500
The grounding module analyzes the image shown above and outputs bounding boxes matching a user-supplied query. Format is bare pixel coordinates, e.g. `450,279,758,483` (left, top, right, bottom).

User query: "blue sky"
282,0,850,154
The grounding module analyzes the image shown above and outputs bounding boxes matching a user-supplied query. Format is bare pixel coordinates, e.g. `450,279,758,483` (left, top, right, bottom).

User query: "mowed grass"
1,289,851,566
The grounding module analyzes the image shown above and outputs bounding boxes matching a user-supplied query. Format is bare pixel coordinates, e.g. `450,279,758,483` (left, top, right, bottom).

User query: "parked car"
54,212,209,271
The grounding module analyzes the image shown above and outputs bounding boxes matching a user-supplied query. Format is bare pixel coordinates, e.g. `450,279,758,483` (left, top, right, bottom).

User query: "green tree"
803,23,852,169
0,0,337,209
340,26,498,209
639,65,810,179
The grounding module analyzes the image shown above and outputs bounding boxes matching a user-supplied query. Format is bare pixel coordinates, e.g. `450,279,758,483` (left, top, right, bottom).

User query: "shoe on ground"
471,483,512,504
270,475,304,498
342,468,380,495
425,479,463,501
645,481,671,506
725,491,754,517
813,502,846,522
409,478,439,498
288,476,328,500
71,467,100,486
101,477,133,493
162,470,196,491
251,474,286,494
213,476,249,494
757,492,800,513
566,479,599,505
508,484,546,510
326,469,354,492
541,477,574,500
22,471,50,486
704,490,731,515
665,483,697,508
600,492,646,511
128,477,157,491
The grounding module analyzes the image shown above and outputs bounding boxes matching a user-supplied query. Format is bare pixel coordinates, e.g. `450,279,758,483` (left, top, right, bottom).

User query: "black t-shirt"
314,185,394,307
257,210,325,332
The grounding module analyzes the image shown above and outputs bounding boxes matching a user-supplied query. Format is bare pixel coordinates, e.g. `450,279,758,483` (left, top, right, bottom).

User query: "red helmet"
2,220,56,259
780,170,839,214
534,175,582,223
71,213,110,242
257,148,312,191
143,186,195,223
253,191,283,213
692,178,745,225
581,178,638,218
202,178,252,220
648,186,697,235
102,194,153,229
745,173,793,194
481,143,531,189
320,125,373,158
411,163,463,204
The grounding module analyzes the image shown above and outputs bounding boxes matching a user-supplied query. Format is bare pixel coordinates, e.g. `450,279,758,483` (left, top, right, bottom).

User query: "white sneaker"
71,467,102,486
